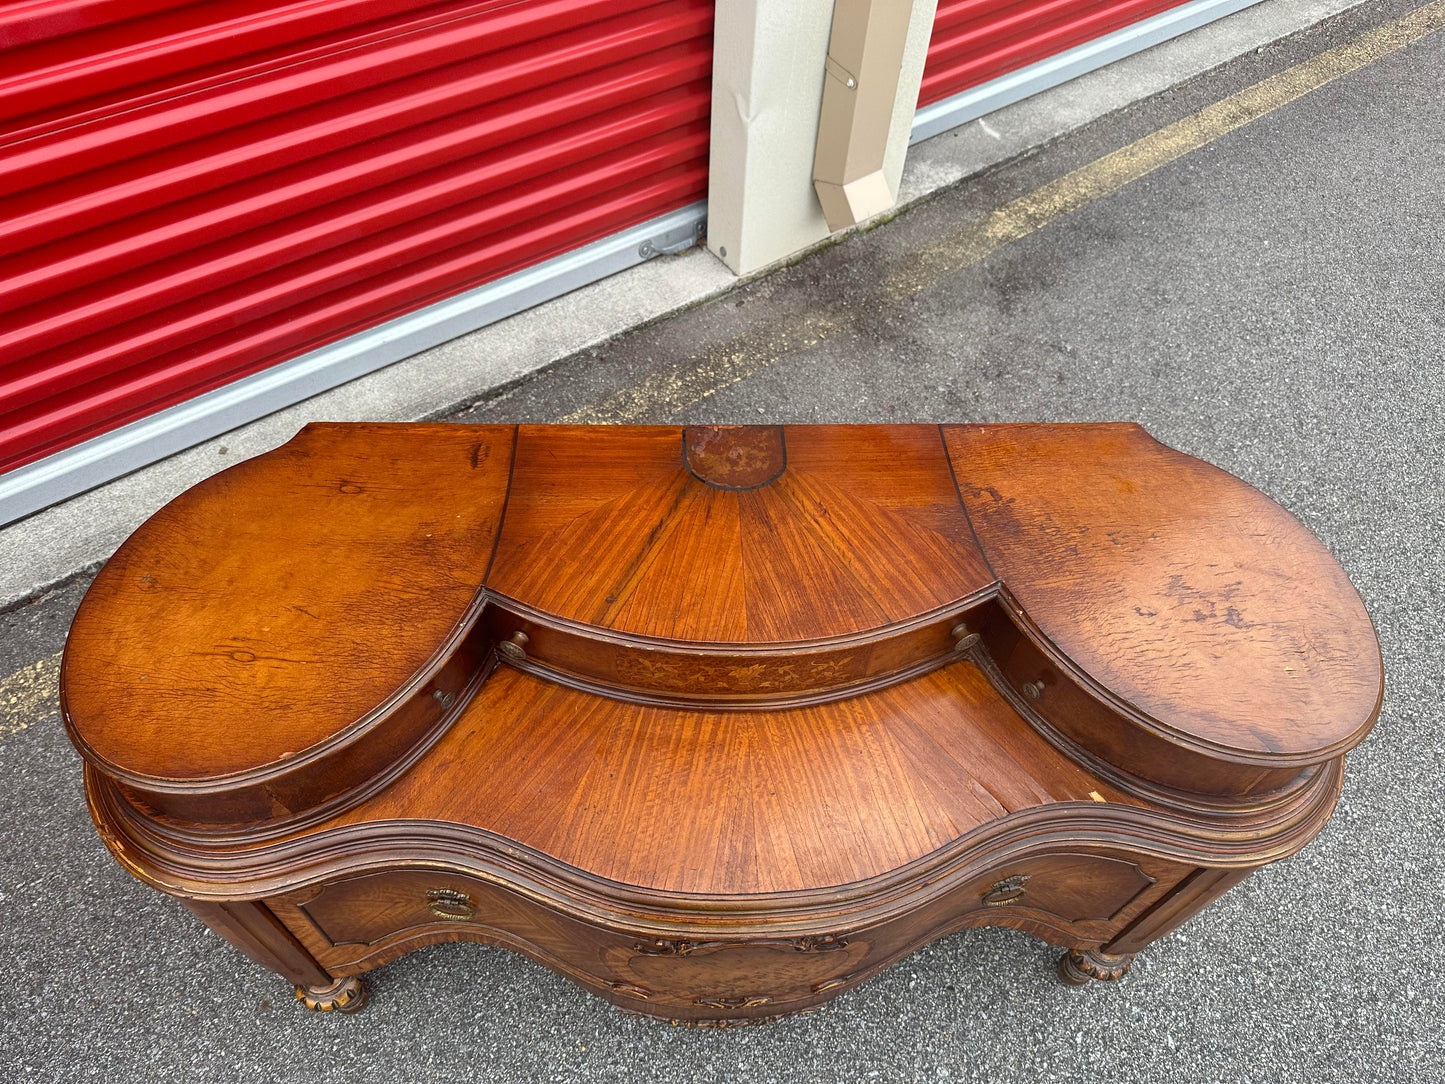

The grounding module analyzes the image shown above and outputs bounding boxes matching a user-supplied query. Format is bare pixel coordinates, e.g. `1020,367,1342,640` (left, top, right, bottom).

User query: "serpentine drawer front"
277,852,1164,960
62,423,1381,1023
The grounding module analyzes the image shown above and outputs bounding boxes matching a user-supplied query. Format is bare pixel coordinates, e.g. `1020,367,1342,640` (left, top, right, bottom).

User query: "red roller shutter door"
920,0,1195,106
0,0,713,475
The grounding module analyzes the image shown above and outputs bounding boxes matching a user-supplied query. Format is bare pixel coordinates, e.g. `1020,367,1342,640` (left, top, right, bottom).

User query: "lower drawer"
268,849,1178,1017
276,868,611,971
280,850,1156,955
270,868,878,1015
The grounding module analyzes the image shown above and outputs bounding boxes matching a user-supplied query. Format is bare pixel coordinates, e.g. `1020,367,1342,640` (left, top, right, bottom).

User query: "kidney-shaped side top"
62,424,514,787
944,424,1382,765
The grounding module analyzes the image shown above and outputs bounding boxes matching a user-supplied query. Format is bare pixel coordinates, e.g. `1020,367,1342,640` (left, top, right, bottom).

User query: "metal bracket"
812,0,917,231
638,217,707,260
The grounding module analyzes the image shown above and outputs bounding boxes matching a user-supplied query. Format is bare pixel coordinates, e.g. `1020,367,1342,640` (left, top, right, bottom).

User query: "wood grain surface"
334,660,1132,895
59,422,1384,1020
943,423,1383,760
60,422,1385,811
487,424,995,643
62,423,512,780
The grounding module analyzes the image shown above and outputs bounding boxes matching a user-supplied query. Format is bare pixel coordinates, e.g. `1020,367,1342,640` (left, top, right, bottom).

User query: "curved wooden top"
943,423,1382,760
60,421,1381,823
62,423,513,782
331,661,1132,895
487,424,994,642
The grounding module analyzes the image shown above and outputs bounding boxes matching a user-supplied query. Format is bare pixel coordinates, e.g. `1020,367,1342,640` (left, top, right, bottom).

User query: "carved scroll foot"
295,975,367,1013
1057,948,1134,986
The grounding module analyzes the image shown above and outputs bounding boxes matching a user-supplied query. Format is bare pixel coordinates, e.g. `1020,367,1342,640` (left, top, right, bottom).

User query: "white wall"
706,0,939,275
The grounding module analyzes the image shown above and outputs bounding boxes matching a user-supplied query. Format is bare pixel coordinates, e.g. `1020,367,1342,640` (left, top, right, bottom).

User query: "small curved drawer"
983,611,1304,798
481,596,989,707
289,870,528,950
963,852,1157,925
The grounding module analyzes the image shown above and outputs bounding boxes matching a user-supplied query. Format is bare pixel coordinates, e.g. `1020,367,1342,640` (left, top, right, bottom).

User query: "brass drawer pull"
982,874,1031,906
426,888,476,921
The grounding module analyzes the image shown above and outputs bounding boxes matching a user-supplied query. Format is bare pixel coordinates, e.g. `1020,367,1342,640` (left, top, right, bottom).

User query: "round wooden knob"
951,624,981,651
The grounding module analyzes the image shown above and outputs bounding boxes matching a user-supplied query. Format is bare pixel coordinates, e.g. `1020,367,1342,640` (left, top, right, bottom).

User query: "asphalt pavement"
2,1,1441,1080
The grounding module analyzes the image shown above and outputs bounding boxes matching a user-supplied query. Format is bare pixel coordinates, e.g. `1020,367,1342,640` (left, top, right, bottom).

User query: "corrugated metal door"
920,0,1192,106
0,0,713,475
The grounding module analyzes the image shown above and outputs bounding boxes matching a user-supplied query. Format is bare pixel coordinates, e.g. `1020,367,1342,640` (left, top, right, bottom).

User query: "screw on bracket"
637,218,707,261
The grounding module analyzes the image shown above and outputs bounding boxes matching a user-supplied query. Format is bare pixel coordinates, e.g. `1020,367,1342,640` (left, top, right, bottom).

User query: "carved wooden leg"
1057,948,1135,986
181,898,370,1013
296,975,368,1013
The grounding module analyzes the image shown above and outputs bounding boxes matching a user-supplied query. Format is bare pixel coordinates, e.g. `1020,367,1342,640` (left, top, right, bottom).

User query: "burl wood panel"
62,423,513,781
684,424,787,489
944,423,1382,762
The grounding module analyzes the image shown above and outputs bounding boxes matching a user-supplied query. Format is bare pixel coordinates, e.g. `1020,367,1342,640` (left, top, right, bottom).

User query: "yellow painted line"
888,0,1445,299
1,652,61,742
562,314,842,424
568,0,1445,423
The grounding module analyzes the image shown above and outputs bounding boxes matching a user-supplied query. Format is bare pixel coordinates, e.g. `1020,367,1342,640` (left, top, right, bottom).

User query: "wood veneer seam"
936,422,1003,586
479,424,520,585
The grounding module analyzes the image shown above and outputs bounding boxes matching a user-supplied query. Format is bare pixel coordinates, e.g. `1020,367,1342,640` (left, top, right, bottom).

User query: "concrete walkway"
2,1,1441,1080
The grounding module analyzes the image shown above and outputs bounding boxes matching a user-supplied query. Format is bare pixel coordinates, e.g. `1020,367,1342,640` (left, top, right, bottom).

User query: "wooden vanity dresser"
60,423,1382,1023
